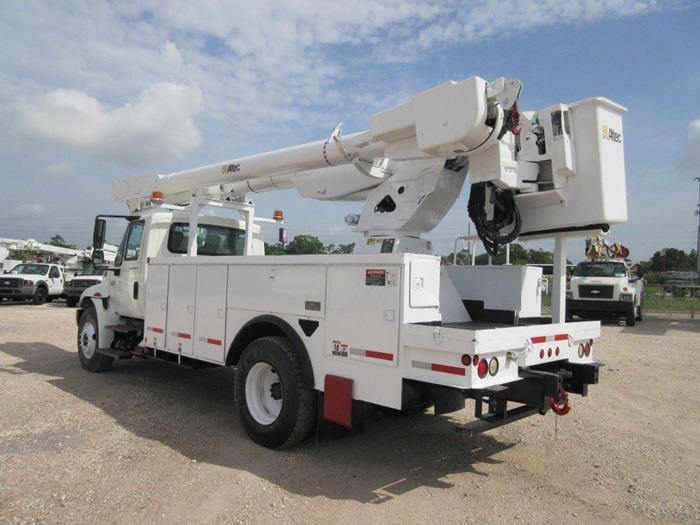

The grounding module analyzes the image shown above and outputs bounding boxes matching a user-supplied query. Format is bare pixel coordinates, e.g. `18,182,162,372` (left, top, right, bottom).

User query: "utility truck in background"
0,237,85,304
566,237,643,326
79,75,627,448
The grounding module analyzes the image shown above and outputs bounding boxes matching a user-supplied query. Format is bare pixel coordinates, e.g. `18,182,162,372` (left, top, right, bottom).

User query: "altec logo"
602,125,622,143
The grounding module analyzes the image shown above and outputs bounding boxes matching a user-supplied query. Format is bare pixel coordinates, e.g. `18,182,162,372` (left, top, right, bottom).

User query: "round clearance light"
477,359,488,379
461,354,472,366
578,344,585,358
539,349,545,359
473,355,480,366
584,342,591,357
547,348,552,358
488,357,499,376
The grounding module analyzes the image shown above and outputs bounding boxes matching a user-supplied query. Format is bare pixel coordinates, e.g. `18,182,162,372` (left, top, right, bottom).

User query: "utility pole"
696,176,700,272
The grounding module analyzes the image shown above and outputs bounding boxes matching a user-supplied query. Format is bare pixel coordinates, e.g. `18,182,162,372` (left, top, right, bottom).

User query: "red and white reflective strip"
349,347,393,361
412,360,465,376
148,326,164,334
530,333,568,345
170,331,192,340
198,337,222,347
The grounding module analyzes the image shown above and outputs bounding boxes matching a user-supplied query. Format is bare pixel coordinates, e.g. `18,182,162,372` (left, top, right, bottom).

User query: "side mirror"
92,249,106,267
93,219,107,249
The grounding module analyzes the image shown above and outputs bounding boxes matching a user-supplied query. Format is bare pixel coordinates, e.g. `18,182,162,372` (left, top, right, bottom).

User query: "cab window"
167,223,246,256
115,220,145,267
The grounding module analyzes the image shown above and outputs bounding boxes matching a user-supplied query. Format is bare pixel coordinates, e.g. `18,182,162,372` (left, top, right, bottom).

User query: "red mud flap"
323,375,353,428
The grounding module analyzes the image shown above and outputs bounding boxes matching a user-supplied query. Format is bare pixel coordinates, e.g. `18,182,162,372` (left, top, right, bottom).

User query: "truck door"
109,220,146,318
48,265,64,295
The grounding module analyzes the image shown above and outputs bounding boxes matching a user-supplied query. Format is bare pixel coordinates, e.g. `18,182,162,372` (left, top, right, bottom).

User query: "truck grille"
579,284,614,299
0,277,23,290
70,279,100,291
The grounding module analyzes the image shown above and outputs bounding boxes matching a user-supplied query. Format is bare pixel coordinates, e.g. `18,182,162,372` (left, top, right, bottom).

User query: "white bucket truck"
78,76,627,448
566,237,644,326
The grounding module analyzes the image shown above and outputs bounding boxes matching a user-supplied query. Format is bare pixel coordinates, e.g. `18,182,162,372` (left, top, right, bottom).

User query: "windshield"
80,266,106,276
10,264,49,276
573,261,627,278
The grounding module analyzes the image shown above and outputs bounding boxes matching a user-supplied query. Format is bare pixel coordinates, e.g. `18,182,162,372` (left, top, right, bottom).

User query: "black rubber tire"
45,297,54,303
32,287,48,305
66,297,79,308
234,336,316,449
625,310,636,327
78,306,114,372
635,299,643,322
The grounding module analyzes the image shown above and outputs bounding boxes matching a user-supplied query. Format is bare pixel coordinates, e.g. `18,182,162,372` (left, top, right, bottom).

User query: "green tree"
284,235,326,255
527,248,553,264
264,242,286,255
649,248,695,272
326,243,355,254
47,235,76,249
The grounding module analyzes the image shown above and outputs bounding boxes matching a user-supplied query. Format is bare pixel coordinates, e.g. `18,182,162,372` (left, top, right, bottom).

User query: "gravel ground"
1,302,699,525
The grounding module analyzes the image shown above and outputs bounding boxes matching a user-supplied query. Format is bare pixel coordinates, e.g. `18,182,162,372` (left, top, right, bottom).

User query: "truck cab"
0,262,65,305
566,259,643,326
89,207,264,320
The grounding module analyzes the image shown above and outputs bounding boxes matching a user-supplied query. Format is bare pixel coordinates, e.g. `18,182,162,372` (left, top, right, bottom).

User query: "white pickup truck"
0,262,66,305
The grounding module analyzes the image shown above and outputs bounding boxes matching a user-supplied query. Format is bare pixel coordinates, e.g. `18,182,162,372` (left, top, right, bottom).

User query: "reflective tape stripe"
349,347,394,361
199,337,222,346
171,331,191,340
412,360,465,376
148,326,164,334
531,333,568,344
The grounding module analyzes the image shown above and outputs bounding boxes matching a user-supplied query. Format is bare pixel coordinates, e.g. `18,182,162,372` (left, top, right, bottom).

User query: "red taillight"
539,349,545,359
555,347,560,356
584,342,591,357
547,348,552,358
477,359,488,378
461,354,472,366
473,355,480,366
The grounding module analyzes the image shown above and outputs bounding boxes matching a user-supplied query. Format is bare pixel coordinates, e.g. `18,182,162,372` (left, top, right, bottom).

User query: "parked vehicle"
79,75,627,448
0,263,66,305
64,266,108,307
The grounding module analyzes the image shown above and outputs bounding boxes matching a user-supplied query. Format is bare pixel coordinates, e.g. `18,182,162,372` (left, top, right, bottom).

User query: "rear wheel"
32,287,48,305
78,306,114,372
234,336,316,449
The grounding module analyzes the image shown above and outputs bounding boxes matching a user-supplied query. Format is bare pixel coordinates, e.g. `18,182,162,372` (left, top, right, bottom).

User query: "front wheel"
625,310,636,327
234,337,316,449
78,306,114,372
32,287,48,305
66,297,79,308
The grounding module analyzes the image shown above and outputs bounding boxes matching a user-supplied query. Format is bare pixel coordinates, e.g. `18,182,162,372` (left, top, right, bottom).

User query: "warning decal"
365,269,386,286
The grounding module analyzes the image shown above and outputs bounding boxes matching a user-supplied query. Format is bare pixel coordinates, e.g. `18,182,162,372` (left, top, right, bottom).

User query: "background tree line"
26,234,700,281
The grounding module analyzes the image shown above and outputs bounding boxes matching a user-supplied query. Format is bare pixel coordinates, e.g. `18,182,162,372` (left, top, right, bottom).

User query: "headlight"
620,293,633,301
23,280,35,287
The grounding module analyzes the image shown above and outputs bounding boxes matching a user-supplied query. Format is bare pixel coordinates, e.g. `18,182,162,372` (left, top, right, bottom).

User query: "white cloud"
40,161,74,178
1,204,52,219
676,118,700,174
11,82,203,166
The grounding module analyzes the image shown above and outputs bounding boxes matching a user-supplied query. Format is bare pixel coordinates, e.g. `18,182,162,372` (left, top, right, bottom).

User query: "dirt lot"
1,302,698,525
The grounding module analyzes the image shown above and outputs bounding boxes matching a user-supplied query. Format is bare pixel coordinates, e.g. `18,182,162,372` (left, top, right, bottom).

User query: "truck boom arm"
112,75,627,255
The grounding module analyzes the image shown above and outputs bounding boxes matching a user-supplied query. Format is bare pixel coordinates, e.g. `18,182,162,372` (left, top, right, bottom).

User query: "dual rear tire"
234,337,316,449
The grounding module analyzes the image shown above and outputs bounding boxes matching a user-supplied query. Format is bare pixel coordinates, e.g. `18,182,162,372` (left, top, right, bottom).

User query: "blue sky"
1,1,699,262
